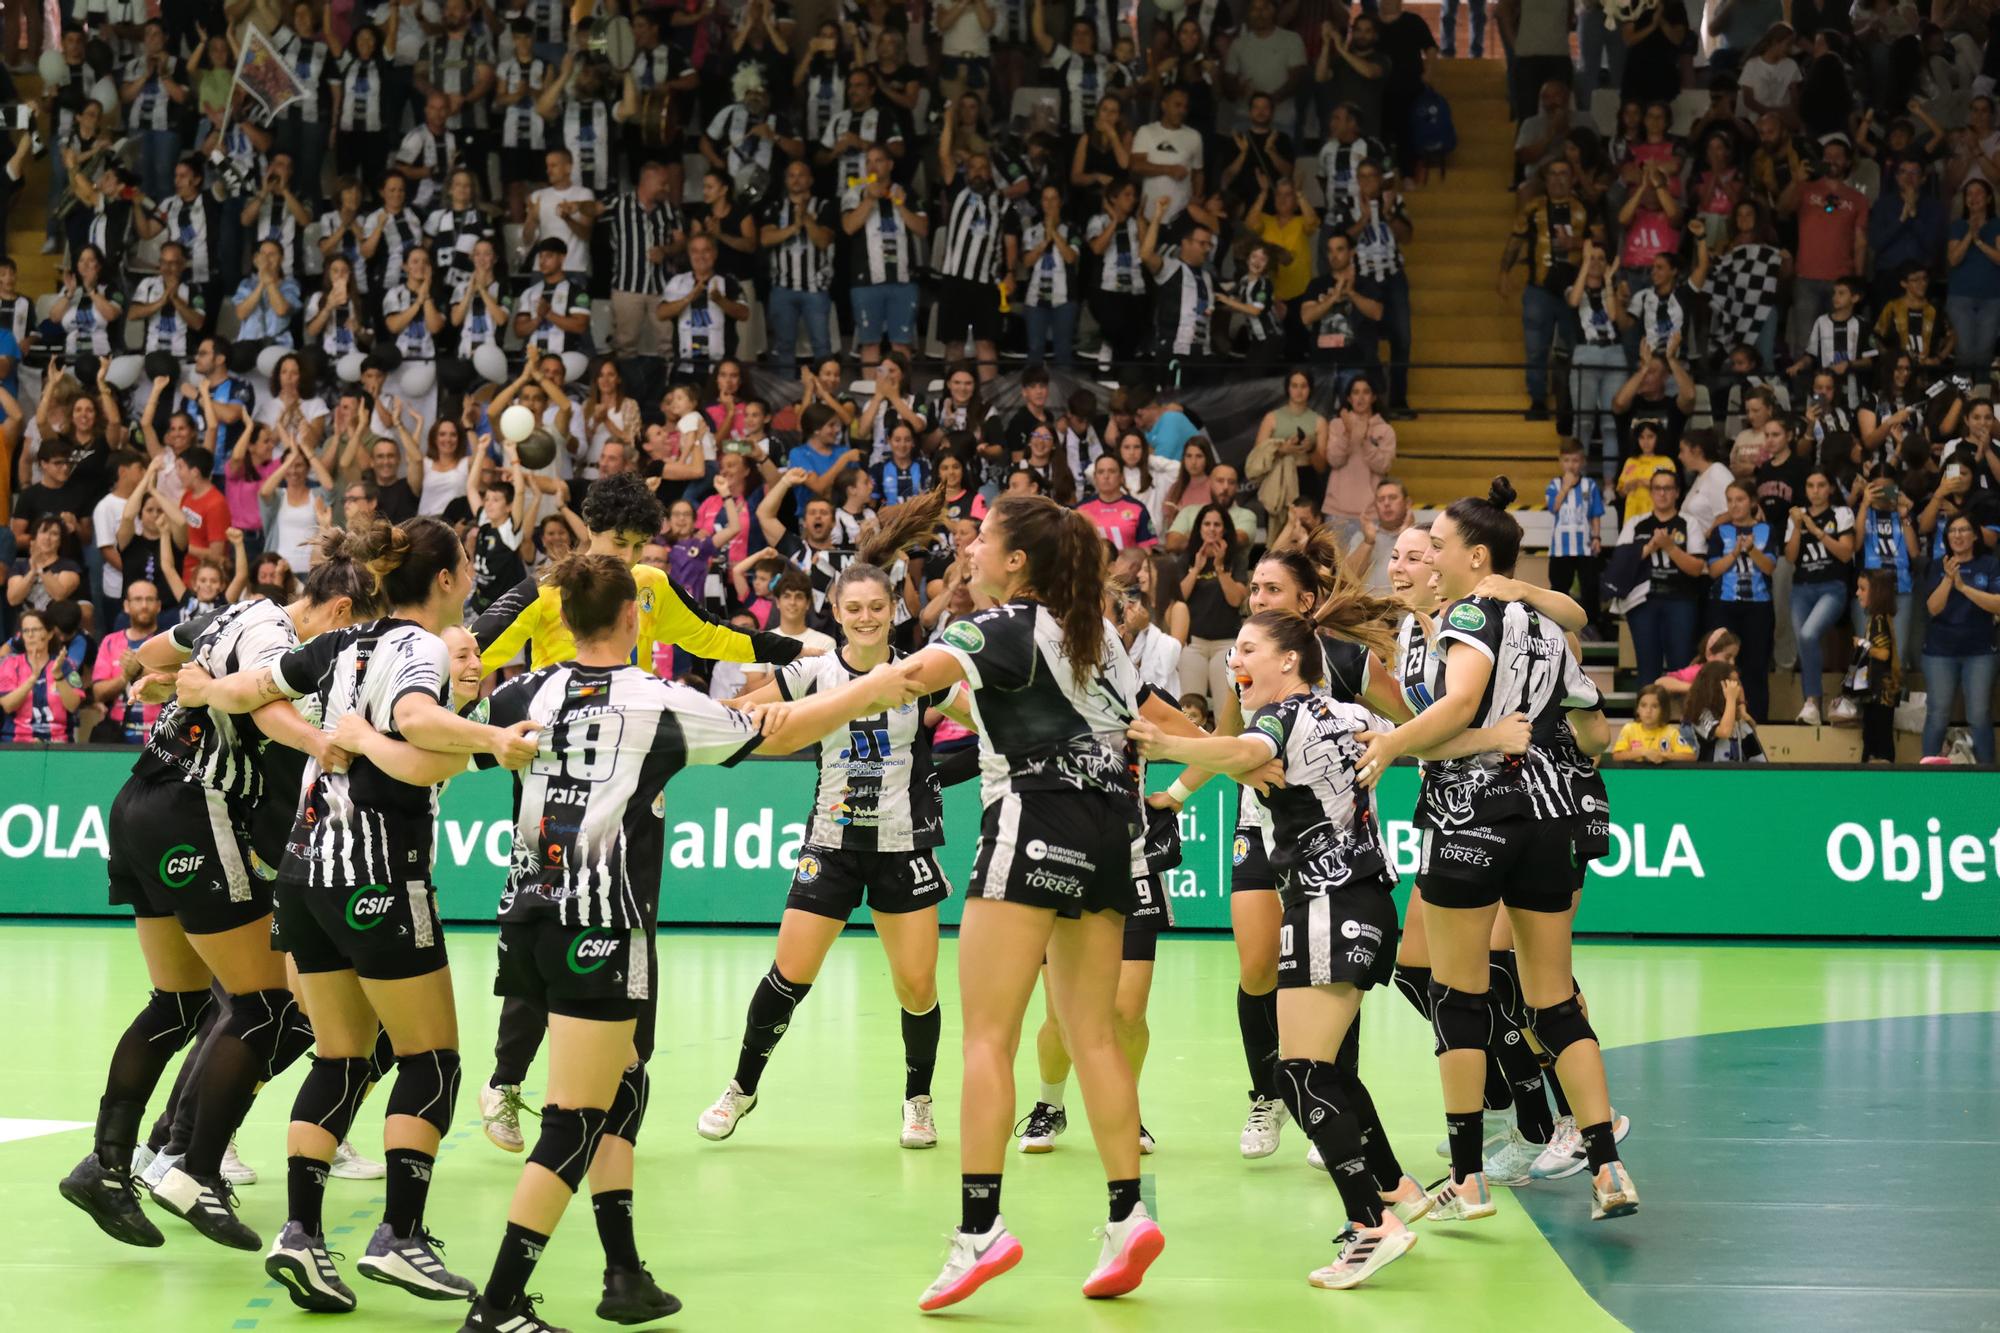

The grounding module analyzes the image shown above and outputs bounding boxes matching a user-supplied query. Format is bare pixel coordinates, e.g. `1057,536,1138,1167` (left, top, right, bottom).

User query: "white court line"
0,1119,90,1145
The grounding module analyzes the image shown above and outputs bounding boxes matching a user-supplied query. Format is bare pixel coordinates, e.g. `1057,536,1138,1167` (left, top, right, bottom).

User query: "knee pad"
1488,951,1526,1026
1428,979,1490,1057
271,1005,317,1082
1274,1057,1352,1134
367,1026,396,1084
1526,995,1597,1062
605,1061,649,1146
527,1104,609,1192
142,988,217,1050
386,1049,463,1135
293,1056,375,1140
220,988,296,1072
1392,964,1434,1022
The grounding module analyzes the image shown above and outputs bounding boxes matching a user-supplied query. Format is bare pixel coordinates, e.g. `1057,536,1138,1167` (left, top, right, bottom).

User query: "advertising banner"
0,750,1992,938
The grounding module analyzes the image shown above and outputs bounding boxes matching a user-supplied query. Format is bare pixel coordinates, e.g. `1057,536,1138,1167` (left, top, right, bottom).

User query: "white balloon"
105,355,145,392
256,346,289,380
499,404,537,443
395,361,436,397
473,343,510,385
335,352,367,383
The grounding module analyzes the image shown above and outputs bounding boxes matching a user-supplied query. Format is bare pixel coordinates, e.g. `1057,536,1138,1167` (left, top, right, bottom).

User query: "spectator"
0,607,84,743
1704,481,1778,721
1612,345,1696,464
1680,659,1767,762
1133,86,1205,226
1737,26,1802,124
1947,180,2000,375
742,568,838,688
1789,136,1868,353
1166,463,1256,554
89,579,164,744
1608,685,1696,763
1869,157,1947,297
1658,626,1741,702
1681,430,1737,536
1497,0,1568,123
1133,389,1201,464
1616,422,1677,524
1785,468,1856,723
1077,453,1159,552
1299,232,1385,393
1619,471,1709,684
8,516,85,619
1321,376,1396,544
1347,158,1415,417
1856,569,1903,761
1015,184,1082,368
1162,436,1214,531
841,145,929,366
1566,240,1625,464
1175,502,1248,703
1222,0,1307,132
1513,80,1575,184
1246,370,1324,524
1317,17,1387,140
1707,200,1791,373
1354,476,1416,594
1547,439,1606,631
1509,159,1603,422
1920,513,2000,763
1855,464,1921,665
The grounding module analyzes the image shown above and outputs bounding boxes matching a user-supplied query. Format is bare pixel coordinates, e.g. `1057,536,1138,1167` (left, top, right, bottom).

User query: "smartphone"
1946,463,1967,482
1882,481,1903,507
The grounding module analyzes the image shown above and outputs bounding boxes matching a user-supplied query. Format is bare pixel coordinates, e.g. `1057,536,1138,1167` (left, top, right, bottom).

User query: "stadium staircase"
1400,56,1558,510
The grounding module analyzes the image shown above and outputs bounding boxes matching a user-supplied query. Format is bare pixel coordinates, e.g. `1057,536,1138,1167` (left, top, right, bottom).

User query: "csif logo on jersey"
345,885,396,930
158,844,205,888
567,930,619,974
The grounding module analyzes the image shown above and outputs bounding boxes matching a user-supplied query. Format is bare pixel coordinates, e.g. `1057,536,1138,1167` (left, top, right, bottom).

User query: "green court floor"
4,924,1996,1332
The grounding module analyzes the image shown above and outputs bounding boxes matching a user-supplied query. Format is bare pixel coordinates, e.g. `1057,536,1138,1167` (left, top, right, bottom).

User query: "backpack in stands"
1407,85,1456,184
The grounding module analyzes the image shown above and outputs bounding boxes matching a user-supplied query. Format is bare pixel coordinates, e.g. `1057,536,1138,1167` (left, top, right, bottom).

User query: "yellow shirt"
1256,212,1318,302
477,562,763,672
1617,453,1676,524
1613,720,1693,759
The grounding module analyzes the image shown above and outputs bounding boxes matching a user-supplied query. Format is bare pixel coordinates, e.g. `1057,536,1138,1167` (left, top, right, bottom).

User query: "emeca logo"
158,844,205,888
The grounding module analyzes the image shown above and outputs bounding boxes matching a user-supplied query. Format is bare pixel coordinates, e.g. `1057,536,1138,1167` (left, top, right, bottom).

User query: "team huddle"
55,471,1636,1330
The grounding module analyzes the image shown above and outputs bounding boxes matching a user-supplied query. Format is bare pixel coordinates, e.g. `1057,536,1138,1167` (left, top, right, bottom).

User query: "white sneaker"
330,1139,386,1180
696,1080,758,1141
1798,698,1822,725
1014,1101,1066,1152
1529,1116,1585,1180
917,1217,1023,1311
1381,1174,1433,1225
1307,1142,1324,1170
139,1149,180,1196
1239,1096,1289,1159
221,1140,256,1186
1308,1215,1417,1290
901,1095,938,1149
1138,1123,1155,1155
39,236,59,255
1081,1201,1165,1299
1434,1125,1509,1160
1590,1161,1640,1220
131,1144,157,1180
478,1083,526,1153
1424,1171,1496,1221
1482,1127,1543,1186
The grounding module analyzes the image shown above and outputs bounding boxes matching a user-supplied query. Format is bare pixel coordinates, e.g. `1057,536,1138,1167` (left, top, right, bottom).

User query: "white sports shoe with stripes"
1309,1216,1418,1290
331,1138,388,1180
1424,1171,1496,1221
356,1222,477,1300
266,1220,358,1313
151,1165,261,1249
457,1291,568,1331
696,1080,758,1141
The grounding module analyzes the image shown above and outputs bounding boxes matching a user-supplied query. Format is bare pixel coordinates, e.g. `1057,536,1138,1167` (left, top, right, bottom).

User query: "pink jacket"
1322,412,1397,519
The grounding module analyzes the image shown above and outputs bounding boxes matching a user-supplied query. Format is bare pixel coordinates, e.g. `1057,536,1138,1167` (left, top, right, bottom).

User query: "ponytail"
369,516,464,609
1246,610,1325,686
299,521,390,617
1259,519,1398,657
989,494,1107,683
1441,476,1522,576
856,486,948,570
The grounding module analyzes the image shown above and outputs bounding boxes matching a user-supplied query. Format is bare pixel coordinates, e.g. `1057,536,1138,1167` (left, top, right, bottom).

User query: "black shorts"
105,779,270,934
969,790,1142,919
939,276,1003,343
276,877,449,981
1570,811,1609,893
1415,821,1576,914
785,847,952,919
1276,881,1399,990
1230,825,1277,893
495,920,648,1022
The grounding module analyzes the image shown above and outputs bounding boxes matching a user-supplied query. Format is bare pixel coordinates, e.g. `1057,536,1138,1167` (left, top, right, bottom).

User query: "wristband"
1166,778,1193,805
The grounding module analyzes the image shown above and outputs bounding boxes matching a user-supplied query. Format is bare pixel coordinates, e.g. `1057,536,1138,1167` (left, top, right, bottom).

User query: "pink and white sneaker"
1081,1202,1165,1299
918,1218,1023,1312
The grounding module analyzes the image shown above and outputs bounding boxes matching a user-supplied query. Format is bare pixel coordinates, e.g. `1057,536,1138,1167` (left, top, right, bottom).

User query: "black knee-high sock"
1236,987,1280,1100
1487,953,1552,1144
287,1156,328,1235
901,1003,940,1100
1278,1059,1383,1227
485,1221,550,1311
183,1031,266,1177
733,965,810,1096
1445,1110,1485,1183
593,1189,640,1270
1332,1025,1404,1192
383,1148,436,1235
100,989,215,1167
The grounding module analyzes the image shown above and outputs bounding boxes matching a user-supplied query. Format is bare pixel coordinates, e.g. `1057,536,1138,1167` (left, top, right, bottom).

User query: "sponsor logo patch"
940,620,985,653
1447,602,1487,632
158,844,204,889
1254,715,1285,744
1232,834,1249,867
345,885,395,931
567,931,619,974
795,853,822,883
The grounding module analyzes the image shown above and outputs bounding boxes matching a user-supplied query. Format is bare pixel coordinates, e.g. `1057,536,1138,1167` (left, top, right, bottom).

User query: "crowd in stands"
1509,0,2000,762
0,0,1992,763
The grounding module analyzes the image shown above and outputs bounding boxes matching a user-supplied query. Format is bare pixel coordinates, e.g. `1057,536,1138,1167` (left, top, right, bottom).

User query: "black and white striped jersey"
1413,598,1600,829
821,106,903,195
938,184,1007,283
1044,43,1121,135
131,601,298,803
1242,692,1392,904
776,650,949,851
760,194,836,292
934,601,1139,807
607,194,681,297
424,206,496,306
496,57,548,150
1231,632,1373,834
481,664,761,929
269,619,452,889
1086,211,1145,294
1013,216,1077,308
1152,257,1214,356
842,187,917,285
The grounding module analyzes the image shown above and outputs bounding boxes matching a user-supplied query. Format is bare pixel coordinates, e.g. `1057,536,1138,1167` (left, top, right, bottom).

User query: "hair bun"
1487,476,1517,510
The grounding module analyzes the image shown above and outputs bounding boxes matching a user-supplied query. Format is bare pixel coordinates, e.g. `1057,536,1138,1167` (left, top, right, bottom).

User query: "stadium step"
3,74,59,294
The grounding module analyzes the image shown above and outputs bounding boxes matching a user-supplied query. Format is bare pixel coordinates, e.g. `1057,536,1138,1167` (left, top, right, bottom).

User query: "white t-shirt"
418,455,471,517
1739,56,1802,112
93,489,131,598
254,396,332,434
1132,122,1203,220
532,186,597,276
